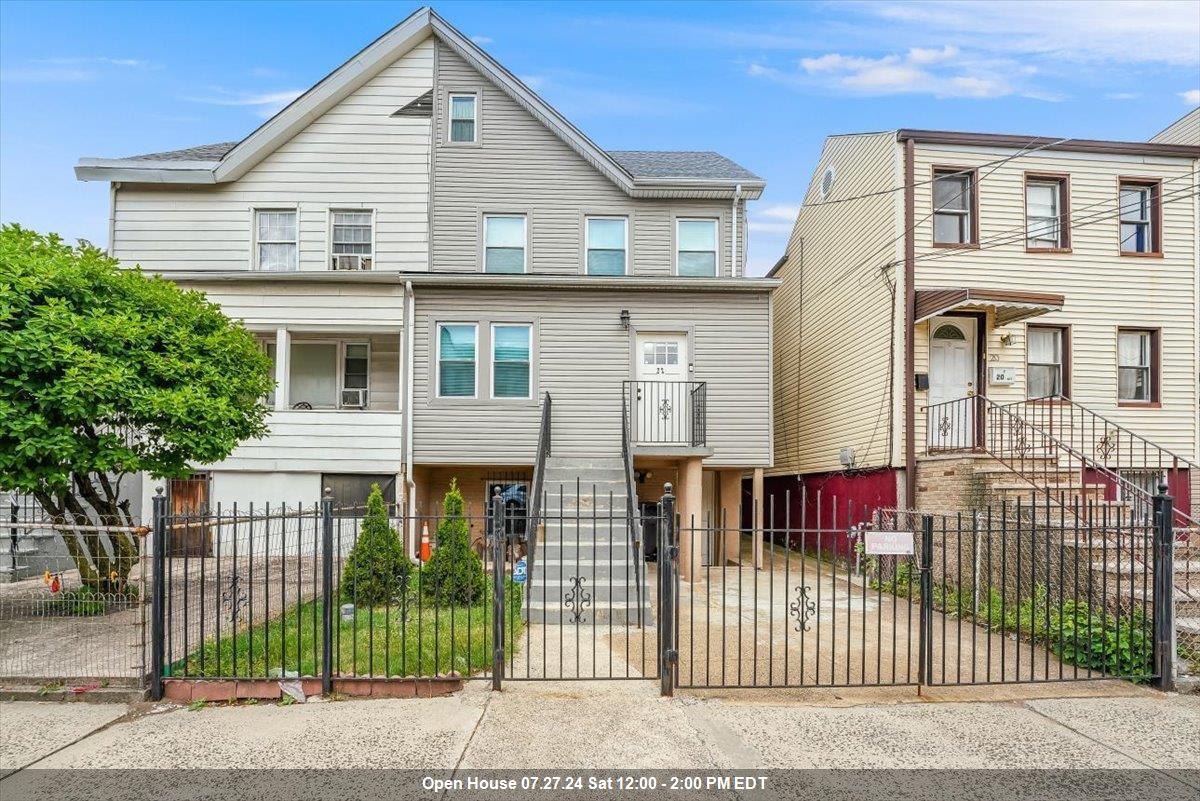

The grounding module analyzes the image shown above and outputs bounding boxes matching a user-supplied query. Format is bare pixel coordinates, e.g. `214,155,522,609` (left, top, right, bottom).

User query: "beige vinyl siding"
1151,108,1200,146
412,287,771,466
430,41,737,277
771,132,901,476
111,39,434,273
910,143,1198,458
187,280,405,331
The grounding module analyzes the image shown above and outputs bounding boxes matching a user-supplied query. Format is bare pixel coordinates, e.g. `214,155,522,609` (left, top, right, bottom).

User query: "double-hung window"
484,215,527,273
1117,329,1157,403
1119,181,1160,255
341,343,369,407
330,210,373,270
491,324,532,399
1026,325,1068,399
586,216,628,276
676,219,718,277
438,324,477,398
1026,176,1068,250
932,169,975,245
256,210,297,271
449,93,477,143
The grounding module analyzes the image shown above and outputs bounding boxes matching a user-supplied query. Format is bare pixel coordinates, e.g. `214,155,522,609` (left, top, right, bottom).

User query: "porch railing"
623,380,707,447
621,394,645,627
523,392,552,611
925,395,1198,532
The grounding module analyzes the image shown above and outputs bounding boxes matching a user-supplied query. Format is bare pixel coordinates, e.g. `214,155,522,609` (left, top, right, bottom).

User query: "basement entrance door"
928,316,977,449
633,332,689,444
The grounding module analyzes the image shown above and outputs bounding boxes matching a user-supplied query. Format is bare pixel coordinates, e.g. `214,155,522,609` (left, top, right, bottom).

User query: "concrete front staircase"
524,456,651,626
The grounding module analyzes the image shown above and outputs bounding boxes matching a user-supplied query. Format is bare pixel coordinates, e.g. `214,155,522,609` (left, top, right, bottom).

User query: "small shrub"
340,484,412,606
1052,601,1153,680
422,479,486,605
58,586,108,616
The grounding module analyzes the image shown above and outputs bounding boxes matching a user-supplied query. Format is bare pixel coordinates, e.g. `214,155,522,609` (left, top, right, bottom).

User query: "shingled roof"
119,142,239,162
608,150,762,183
115,142,761,184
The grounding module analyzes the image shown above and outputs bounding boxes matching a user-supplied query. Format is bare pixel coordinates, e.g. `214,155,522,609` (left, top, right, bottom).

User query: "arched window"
933,324,966,341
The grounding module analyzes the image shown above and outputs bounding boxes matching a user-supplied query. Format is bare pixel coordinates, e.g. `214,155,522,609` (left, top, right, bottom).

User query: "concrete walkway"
3,682,1197,774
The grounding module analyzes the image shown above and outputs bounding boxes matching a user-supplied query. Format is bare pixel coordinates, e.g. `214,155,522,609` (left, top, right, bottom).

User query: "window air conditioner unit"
340,388,368,409
332,254,372,271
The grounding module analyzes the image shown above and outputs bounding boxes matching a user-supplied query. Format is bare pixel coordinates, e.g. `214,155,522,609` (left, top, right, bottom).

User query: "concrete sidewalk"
2,681,1197,775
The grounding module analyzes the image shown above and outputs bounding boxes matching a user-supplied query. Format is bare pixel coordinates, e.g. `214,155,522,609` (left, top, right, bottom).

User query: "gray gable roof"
115,142,761,184
121,142,238,162
608,151,762,183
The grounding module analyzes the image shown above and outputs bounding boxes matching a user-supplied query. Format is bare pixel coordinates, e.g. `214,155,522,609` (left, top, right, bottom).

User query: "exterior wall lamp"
620,309,631,330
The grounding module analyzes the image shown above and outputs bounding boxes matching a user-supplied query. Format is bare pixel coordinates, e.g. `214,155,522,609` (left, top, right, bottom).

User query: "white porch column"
274,327,290,411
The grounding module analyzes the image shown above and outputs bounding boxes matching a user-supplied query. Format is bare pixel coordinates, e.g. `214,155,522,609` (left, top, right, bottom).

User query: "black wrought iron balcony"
623,380,707,447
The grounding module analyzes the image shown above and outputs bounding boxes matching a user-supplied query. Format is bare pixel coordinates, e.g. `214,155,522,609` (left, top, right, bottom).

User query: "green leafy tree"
340,484,412,606
422,479,486,605
0,225,273,592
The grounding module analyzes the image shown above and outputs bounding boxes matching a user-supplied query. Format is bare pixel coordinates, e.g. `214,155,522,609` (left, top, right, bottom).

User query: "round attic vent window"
820,166,835,199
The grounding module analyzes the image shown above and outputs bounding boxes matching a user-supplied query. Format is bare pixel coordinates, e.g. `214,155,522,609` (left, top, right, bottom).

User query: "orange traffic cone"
420,522,432,562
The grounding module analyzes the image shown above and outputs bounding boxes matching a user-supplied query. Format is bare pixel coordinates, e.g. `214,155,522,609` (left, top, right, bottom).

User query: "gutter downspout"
403,280,417,560
107,182,120,257
731,184,743,277
902,137,917,511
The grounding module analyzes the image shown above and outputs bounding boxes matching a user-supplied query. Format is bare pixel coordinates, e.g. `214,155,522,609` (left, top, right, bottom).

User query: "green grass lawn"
178,582,524,679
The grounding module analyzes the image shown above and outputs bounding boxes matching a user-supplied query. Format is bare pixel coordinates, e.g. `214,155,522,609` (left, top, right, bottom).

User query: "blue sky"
2,0,1197,275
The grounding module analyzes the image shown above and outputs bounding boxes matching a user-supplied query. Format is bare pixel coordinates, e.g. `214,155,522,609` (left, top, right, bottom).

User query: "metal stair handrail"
621,395,645,628
523,392,552,613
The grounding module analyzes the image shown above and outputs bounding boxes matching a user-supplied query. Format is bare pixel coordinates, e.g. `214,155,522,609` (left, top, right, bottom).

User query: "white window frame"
674,217,719,277
1025,179,1064,250
253,208,299,271
489,323,533,400
584,216,629,276
328,208,375,271
1119,183,1154,254
436,322,479,399
448,92,478,144
1117,329,1154,403
340,341,371,408
1025,325,1065,399
483,214,528,274
932,170,974,245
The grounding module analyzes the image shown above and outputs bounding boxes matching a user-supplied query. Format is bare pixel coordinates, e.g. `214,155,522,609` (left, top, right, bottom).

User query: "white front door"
633,332,689,444
927,317,978,448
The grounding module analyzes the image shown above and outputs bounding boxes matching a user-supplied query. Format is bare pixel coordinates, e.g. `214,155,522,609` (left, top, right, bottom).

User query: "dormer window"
449,93,477,143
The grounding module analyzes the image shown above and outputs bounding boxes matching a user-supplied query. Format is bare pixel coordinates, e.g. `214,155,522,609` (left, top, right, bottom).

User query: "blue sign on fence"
513,557,527,584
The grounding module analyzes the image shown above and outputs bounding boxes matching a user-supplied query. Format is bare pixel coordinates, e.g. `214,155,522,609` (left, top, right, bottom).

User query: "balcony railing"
623,380,707,447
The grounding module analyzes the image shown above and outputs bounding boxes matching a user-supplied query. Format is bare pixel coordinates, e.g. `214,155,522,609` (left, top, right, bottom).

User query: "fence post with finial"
321,487,334,695
489,485,505,691
150,486,166,701
1153,482,1175,692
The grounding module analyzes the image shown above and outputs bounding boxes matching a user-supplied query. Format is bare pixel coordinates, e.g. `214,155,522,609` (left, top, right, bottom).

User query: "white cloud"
748,220,795,235
779,45,1015,99
1,56,151,83
34,56,150,68
1105,92,1140,100
185,88,305,118
1181,89,1200,105
758,204,801,221
470,34,494,45
867,1,1198,66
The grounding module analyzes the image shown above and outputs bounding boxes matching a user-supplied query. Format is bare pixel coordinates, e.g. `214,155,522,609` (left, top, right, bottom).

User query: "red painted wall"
745,469,900,558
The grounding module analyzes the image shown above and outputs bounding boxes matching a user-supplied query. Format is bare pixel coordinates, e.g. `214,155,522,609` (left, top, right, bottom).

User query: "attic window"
449,93,477,143
820,167,835,199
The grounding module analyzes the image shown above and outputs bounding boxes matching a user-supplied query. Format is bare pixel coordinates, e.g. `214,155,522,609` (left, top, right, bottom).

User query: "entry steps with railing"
523,457,651,626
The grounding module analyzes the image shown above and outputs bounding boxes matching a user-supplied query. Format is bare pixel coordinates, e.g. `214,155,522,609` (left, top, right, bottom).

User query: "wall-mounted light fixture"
619,309,631,330
999,333,1013,347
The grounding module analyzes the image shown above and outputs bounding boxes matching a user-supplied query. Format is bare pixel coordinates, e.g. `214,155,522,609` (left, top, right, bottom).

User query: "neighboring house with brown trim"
73,7,776,569
767,125,1199,526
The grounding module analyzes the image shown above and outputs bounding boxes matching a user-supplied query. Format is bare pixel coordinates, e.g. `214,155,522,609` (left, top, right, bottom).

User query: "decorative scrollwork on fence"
1096,433,1115,461
563,575,592,623
658,398,673,422
789,585,816,632
938,415,952,438
221,570,248,626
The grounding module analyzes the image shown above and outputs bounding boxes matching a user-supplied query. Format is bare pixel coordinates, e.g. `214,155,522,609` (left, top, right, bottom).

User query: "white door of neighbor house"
928,317,977,449
633,332,689,444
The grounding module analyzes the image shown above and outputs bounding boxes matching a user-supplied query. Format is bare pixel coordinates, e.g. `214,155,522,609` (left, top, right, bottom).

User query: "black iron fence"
623,380,706,447
662,488,1175,693
145,481,1178,699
